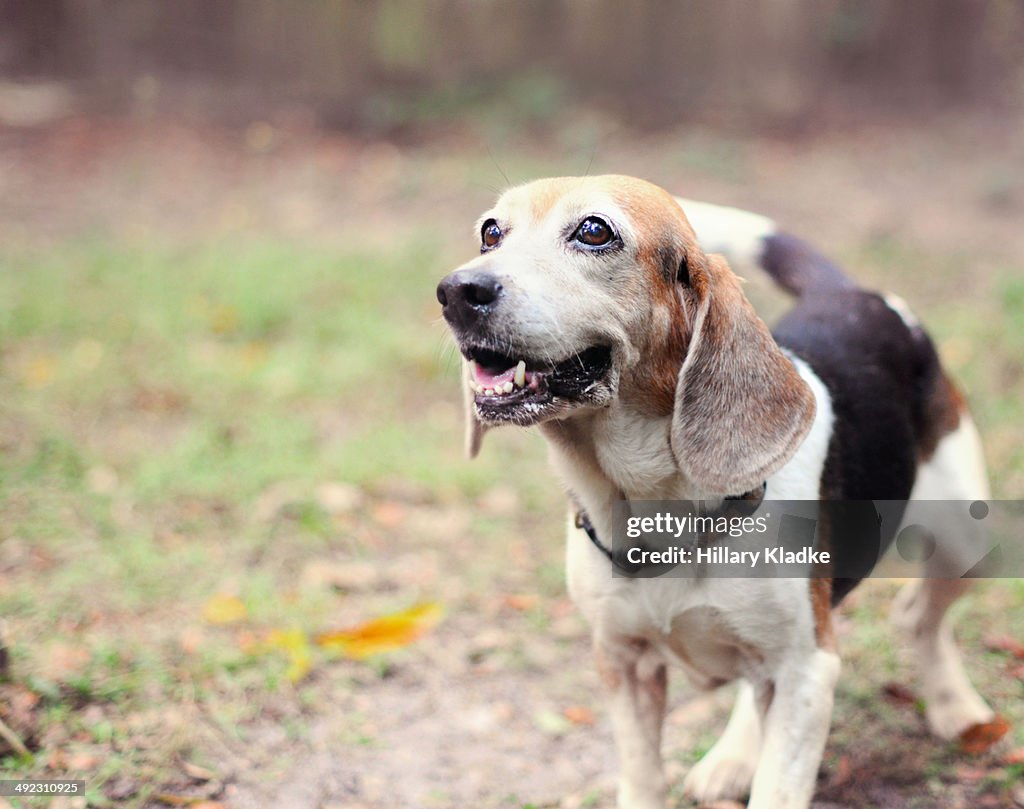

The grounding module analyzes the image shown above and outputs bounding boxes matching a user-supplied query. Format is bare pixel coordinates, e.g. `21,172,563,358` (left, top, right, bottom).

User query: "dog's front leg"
597,641,668,809
746,649,840,809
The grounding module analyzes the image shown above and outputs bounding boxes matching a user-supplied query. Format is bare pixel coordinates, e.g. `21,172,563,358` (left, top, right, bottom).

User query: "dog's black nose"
436,270,504,329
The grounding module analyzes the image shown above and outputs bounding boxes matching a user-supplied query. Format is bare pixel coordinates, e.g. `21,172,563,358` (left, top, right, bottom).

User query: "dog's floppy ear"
671,253,816,493
462,358,489,458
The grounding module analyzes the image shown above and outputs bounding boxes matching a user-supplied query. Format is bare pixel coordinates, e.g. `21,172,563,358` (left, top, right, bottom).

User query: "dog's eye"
481,219,503,250
573,217,614,248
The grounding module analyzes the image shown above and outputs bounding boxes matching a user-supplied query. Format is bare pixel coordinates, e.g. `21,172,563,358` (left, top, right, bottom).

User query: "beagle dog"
436,176,1002,809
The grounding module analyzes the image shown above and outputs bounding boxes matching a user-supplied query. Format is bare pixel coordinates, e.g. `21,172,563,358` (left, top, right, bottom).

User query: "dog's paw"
926,693,998,742
682,746,756,803
616,781,668,809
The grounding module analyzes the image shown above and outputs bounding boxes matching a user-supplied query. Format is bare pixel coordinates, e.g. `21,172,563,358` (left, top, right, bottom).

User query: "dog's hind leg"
891,576,997,739
891,414,1001,740
682,679,762,803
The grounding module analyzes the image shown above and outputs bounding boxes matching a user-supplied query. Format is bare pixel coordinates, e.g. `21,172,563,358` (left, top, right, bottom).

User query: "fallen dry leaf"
202,594,247,625
316,602,443,660
265,628,313,682
183,762,217,781
502,593,540,612
985,634,1024,659
563,705,595,725
370,500,407,528
881,681,917,704
829,754,853,787
67,750,100,770
959,715,1010,754
243,628,314,681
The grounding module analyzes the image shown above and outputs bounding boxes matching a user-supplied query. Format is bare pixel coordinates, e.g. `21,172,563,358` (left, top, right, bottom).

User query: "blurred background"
1,2,1023,808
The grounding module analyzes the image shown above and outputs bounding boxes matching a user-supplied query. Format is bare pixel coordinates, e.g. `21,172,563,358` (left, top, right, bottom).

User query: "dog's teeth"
514,360,526,388
502,381,514,394
484,388,494,396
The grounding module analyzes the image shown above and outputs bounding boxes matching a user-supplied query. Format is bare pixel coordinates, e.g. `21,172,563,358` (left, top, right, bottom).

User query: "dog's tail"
677,197,856,297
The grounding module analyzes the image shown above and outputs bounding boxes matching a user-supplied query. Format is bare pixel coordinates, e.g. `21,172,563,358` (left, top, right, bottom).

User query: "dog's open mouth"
464,344,613,422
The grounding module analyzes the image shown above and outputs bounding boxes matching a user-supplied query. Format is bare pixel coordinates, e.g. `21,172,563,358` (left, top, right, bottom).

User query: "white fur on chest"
561,356,835,679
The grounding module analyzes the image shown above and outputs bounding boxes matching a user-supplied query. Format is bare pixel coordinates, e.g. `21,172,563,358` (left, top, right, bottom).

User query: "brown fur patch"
623,283,690,416
810,498,836,649
810,578,836,650
612,181,703,416
918,372,964,461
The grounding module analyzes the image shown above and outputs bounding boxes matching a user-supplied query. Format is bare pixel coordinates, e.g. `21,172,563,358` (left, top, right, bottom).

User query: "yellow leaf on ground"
316,602,443,659
23,356,57,388
265,628,313,682
202,594,247,625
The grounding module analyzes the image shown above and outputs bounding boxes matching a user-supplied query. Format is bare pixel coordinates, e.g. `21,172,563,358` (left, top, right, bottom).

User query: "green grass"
0,232,560,803
0,190,1021,807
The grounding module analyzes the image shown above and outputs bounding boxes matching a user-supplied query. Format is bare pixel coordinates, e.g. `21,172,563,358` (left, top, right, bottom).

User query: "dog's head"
437,175,815,493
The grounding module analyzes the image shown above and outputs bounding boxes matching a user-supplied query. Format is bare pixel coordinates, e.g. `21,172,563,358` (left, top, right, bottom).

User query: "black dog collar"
575,483,767,575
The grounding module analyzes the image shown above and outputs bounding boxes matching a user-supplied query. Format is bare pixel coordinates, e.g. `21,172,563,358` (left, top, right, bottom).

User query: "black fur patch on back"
773,289,945,605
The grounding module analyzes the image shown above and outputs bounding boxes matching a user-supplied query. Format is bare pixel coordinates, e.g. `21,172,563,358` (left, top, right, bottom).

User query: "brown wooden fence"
1,0,1021,129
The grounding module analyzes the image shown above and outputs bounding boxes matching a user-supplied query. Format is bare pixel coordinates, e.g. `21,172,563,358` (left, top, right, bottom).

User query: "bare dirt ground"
1,107,1023,809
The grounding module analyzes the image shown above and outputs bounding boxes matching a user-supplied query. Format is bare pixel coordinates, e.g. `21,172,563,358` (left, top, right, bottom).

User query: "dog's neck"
541,401,719,537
